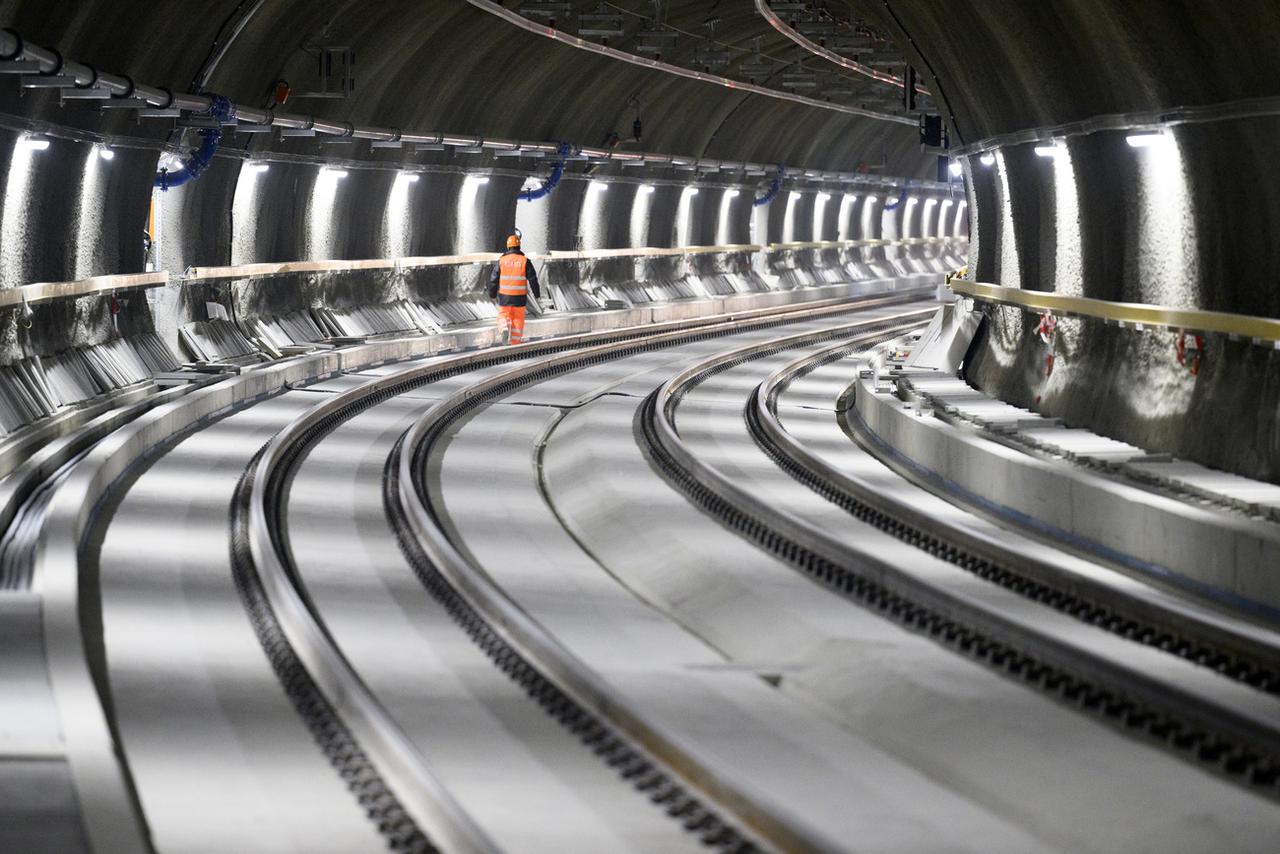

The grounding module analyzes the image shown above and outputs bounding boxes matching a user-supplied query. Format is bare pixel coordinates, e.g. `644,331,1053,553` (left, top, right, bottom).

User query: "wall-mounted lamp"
948,160,963,177
248,162,270,173
639,184,656,194
1125,132,1167,149
18,136,50,152
979,153,996,167
398,172,420,183
589,180,608,192
320,168,349,178
97,147,115,161
1034,144,1063,158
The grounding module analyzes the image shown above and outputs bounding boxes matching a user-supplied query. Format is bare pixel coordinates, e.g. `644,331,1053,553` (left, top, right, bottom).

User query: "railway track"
225,293,929,852
642,325,1280,797
64,291,1280,853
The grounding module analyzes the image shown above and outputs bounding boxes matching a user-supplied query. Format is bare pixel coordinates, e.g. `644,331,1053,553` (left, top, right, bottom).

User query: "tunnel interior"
1,2,1279,852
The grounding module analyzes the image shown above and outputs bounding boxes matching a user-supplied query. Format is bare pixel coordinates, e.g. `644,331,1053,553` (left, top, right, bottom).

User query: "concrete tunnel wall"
0,128,963,366
956,121,1280,482
852,2,1280,484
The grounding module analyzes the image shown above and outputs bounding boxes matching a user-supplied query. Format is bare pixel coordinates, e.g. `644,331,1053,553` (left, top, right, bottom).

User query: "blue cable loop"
752,165,785,207
154,94,233,191
517,142,574,202
884,181,913,211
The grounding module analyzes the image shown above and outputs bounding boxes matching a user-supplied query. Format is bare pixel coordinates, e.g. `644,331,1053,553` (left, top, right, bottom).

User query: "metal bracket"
0,59,42,74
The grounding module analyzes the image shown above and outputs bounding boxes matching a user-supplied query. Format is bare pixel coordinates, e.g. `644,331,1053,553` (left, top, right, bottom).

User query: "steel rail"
642,327,1280,795
389,297,928,853
242,291,928,852
951,279,1280,345
752,336,1280,692
464,0,917,126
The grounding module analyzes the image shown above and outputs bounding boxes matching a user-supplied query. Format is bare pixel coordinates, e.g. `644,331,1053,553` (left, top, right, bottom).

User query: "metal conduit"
0,27,945,190
464,0,917,127
754,0,930,95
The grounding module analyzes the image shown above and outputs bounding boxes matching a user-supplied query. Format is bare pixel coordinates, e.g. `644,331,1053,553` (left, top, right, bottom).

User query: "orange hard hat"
506,234,521,249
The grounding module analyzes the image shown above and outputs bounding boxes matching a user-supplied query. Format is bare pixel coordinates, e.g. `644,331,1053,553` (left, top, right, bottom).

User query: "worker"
488,233,541,345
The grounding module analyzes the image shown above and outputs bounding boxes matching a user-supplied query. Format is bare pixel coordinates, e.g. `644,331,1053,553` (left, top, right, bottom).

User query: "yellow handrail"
950,279,1280,343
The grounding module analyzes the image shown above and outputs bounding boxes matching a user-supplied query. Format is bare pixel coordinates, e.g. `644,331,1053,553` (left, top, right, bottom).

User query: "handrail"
184,237,969,283
0,272,167,309
950,279,1280,343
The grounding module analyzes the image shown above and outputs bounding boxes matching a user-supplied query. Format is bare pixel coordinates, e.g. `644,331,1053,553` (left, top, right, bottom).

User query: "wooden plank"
0,272,168,309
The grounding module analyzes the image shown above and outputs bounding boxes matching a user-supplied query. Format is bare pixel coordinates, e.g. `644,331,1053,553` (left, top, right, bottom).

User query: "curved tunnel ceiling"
0,0,940,178
853,0,1280,144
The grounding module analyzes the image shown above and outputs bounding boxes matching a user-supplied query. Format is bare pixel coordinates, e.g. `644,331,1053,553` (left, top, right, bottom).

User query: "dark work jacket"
487,249,541,307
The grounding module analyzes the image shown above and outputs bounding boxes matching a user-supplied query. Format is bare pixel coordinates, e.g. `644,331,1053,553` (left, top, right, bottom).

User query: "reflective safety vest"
498,254,528,298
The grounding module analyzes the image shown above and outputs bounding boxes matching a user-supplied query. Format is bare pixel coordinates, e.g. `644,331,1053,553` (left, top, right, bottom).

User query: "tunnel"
0,2,1278,852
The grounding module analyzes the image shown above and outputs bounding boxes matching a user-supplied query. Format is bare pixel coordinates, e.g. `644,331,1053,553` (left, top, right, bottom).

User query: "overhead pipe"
517,142,573,202
754,0,930,95
462,0,917,127
752,165,785,207
0,27,949,193
154,95,233,190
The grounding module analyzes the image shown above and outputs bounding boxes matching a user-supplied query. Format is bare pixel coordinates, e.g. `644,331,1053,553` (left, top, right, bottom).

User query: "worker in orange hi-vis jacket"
487,233,541,345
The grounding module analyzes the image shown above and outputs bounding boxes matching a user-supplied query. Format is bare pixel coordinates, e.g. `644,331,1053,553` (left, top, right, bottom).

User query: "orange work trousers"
497,304,526,345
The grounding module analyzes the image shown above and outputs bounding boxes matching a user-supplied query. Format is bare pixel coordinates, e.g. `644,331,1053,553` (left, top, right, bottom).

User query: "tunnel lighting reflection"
630,183,656,246
458,174,492,253
385,172,420,257
2,135,46,282
813,192,831,239
1126,132,1167,149
948,160,963,177
76,143,108,277
860,195,879,241
97,147,115,161
676,186,700,247
783,190,801,242
231,160,266,264
581,180,610,249
1131,130,1199,306
837,193,857,240
939,199,954,238
310,166,348,258
979,153,996,167
717,188,740,245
